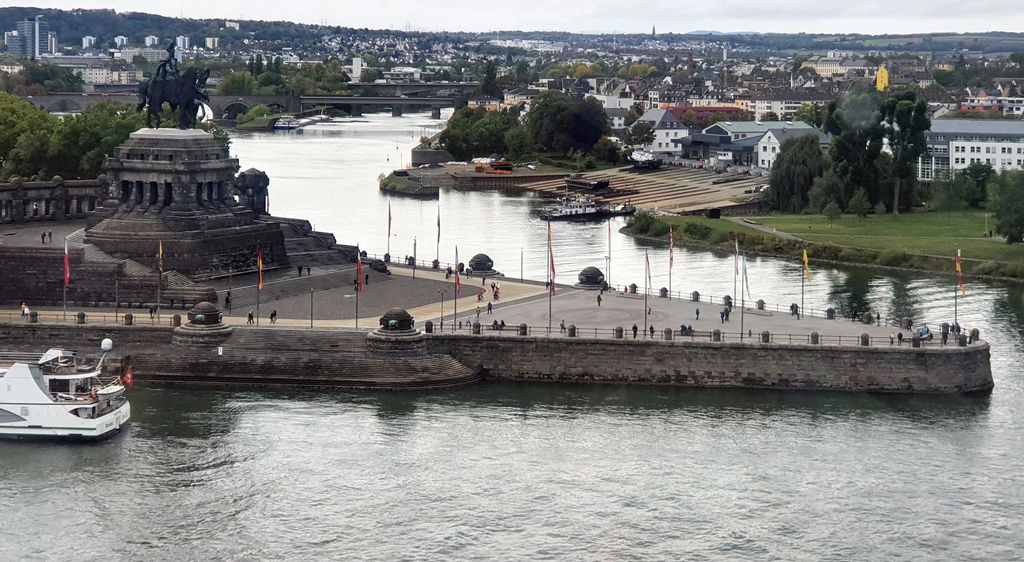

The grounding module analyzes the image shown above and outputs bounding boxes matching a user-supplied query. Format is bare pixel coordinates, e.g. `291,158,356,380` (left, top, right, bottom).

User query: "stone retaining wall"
429,334,994,394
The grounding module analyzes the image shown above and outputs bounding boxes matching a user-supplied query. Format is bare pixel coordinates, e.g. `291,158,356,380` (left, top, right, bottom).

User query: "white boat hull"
0,400,130,440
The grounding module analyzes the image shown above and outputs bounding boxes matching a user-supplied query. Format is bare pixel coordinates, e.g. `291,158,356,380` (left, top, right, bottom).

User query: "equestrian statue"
136,42,210,129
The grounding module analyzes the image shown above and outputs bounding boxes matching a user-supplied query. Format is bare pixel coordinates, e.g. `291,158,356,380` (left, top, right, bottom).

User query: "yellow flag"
157,240,164,273
803,248,811,282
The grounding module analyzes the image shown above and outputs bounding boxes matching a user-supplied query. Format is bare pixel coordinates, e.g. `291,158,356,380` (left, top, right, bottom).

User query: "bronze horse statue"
136,67,210,129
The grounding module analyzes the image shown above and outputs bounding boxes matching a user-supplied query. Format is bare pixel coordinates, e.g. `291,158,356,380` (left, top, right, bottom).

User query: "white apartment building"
204,37,220,49
636,108,689,155
73,66,112,84
114,35,128,48
919,120,1024,181
145,35,159,47
81,35,96,49
118,47,166,63
175,36,190,50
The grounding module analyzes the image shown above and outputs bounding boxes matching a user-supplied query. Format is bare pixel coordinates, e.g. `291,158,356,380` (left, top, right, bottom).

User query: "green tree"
360,68,383,83
479,60,500,97
766,133,829,213
218,71,256,95
763,111,780,121
822,90,885,208
0,93,58,177
848,189,870,222
526,91,608,154
793,103,823,127
48,101,146,178
988,171,1024,243
625,121,654,148
623,102,644,127
591,136,620,164
929,176,970,215
237,103,275,125
959,161,995,207
504,125,534,160
823,200,842,230
880,90,931,214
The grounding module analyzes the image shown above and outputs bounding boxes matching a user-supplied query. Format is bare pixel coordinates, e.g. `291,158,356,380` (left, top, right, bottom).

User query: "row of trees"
1,62,84,95
0,92,227,181
218,58,352,96
438,91,610,162
767,89,931,216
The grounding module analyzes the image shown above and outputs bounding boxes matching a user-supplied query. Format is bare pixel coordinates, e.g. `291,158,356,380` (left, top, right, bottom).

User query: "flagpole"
63,284,67,322
733,237,738,309
413,237,417,279
644,250,649,337
387,201,392,257
954,250,958,326
547,224,552,335
156,271,161,324
453,246,458,333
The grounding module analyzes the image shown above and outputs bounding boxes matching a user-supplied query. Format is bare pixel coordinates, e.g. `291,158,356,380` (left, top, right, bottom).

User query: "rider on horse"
155,41,180,82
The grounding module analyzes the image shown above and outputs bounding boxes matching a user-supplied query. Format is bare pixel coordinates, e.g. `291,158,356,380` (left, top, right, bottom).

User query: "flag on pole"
669,227,675,268
63,240,70,287
645,249,652,290
437,206,441,244
802,248,811,282
256,249,264,289
122,366,134,387
742,253,753,300
455,245,461,295
356,246,364,292
547,222,556,294
734,238,740,275
387,200,392,242
956,248,965,295
157,240,164,273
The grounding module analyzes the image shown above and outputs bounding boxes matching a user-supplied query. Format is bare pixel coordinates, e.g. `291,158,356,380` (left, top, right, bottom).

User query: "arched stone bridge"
22,91,461,119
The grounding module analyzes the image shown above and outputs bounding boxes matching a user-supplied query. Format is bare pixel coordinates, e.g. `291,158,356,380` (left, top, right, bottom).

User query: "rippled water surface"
2,114,1023,560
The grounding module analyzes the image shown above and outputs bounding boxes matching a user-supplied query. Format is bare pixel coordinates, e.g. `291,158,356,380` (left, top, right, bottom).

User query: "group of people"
245,309,278,324
19,302,32,317
39,230,53,244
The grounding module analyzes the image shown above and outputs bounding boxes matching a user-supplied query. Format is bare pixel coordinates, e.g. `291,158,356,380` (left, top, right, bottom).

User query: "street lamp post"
438,289,446,332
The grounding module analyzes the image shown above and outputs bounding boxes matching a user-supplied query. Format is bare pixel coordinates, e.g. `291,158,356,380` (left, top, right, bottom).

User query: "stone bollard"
28,311,38,323
424,320,433,333
614,326,624,339
518,323,528,336
757,299,765,311
629,283,638,294
567,324,577,337
862,312,874,325
691,291,700,302
123,312,133,326
860,333,870,346
911,334,921,348
958,334,968,347
826,307,835,320
971,328,980,342
659,287,668,298
712,329,721,342
663,328,672,341
472,322,481,335
810,332,820,345
761,331,771,343
172,314,182,327
76,312,86,324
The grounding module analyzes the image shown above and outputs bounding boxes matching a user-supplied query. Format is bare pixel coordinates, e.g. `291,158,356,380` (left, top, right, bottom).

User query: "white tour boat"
0,339,130,440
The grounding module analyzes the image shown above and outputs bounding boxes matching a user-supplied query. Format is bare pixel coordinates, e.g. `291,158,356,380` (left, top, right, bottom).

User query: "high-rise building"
175,36,190,51
145,35,159,47
114,35,128,48
82,35,96,49
204,37,220,49
47,31,57,55
224,21,240,31
12,16,49,59
4,31,18,48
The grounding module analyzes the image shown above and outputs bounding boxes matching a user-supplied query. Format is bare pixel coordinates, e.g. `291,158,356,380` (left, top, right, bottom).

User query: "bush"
877,250,910,267
707,231,730,244
628,211,657,235
973,261,1001,276
647,221,670,237
682,222,713,240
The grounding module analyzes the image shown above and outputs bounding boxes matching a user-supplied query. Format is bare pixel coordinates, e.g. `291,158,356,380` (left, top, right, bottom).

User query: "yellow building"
876,64,889,92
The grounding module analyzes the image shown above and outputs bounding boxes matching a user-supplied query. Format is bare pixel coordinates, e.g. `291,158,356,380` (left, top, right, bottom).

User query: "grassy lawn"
756,211,1024,263
659,216,765,238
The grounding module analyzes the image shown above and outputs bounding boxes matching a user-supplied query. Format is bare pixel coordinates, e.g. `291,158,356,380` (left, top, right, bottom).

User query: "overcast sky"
18,0,1023,35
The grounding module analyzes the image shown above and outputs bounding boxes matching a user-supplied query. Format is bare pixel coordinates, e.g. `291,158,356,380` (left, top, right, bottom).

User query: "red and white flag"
669,226,675,268
63,240,70,287
547,222,556,294
123,366,134,387
356,246,364,293
455,245,461,295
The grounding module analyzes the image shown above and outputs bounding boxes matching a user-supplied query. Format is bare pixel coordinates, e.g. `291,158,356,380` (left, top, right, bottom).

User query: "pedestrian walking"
306,266,311,276
897,331,904,346
225,291,232,312
297,265,303,276
47,230,52,244
720,310,725,324
560,319,566,334
476,307,481,320
364,273,369,286
597,294,602,307
487,302,493,314
695,308,700,320
247,310,255,324
148,306,155,319
649,325,655,338
889,331,895,345
41,232,46,244
270,310,277,324
632,324,638,339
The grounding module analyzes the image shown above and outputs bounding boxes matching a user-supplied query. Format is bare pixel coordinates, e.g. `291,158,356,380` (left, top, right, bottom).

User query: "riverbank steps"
0,321,992,394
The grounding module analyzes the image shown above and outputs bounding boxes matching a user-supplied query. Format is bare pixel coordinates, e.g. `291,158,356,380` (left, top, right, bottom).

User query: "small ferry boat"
0,341,130,440
273,117,309,130
541,194,607,221
606,203,637,217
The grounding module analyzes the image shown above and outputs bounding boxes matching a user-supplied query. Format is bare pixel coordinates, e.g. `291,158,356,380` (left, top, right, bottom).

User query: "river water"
2,113,1022,560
